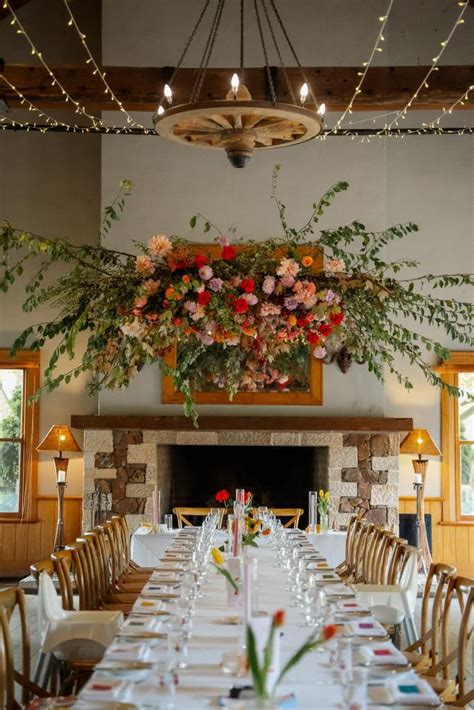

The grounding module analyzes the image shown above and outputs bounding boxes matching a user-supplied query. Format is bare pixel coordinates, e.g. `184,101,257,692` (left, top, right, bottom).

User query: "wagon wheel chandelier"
153,0,326,168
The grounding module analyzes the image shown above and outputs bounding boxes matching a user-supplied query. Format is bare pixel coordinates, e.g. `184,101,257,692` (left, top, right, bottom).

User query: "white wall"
0,0,102,495
99,0,474,498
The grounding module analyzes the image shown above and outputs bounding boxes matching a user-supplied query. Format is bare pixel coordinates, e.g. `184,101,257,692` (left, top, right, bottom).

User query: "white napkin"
81,675,128,701
336,600,370,614
315,571,340,581
385,673,441,705
105,640,146,661
150,570,180,583
132,597,165,614
325,583,354,597
359,641,408,666
348,618,387,637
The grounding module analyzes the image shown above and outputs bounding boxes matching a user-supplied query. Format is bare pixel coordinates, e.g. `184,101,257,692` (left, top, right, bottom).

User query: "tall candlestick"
153,486,161,527
243,558,253,626
308,491,317,533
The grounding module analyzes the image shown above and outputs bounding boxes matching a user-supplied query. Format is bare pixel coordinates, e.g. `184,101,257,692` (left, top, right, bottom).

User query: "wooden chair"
335,515,364,579
0,587,50,708
173,506,224,528
404,562,457,672
423,575,474,704
112,515,155,576
267,508,303,528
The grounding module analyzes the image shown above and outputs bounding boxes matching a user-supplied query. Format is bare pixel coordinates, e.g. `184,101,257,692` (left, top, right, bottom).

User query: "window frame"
438,352,474,523
0,350,40,521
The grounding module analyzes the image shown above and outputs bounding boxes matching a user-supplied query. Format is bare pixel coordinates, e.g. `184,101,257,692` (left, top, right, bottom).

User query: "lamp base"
53,457,69,552
412,458,431,574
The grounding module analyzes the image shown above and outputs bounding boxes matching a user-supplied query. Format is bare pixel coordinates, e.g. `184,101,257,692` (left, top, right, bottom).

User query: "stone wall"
82,429,401,533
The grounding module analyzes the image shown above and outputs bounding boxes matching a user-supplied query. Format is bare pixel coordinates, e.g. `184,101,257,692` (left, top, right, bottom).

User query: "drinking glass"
164,514,173,531
167,622,189,670
153,670,176,709
341,667,367,710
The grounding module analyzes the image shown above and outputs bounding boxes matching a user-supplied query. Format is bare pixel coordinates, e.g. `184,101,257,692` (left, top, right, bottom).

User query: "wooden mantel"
70,415,412,433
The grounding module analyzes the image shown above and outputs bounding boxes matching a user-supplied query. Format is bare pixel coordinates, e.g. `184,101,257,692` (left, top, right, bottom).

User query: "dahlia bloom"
147,234,173,258
135,255,155,275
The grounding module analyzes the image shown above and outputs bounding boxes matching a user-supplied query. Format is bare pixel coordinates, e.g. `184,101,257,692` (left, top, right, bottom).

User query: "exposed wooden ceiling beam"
1,64,473,112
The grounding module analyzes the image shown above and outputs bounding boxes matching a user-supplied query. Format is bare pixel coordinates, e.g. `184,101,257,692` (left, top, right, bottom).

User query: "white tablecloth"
306,531,346,568
81,530,429,709
130,528,178,566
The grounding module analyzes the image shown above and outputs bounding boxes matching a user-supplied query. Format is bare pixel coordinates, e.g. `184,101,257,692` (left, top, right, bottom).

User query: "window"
439,353,474,522
0,351,40,518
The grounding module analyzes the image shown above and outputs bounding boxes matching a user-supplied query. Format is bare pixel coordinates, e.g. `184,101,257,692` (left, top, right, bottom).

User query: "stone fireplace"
75,416,411,534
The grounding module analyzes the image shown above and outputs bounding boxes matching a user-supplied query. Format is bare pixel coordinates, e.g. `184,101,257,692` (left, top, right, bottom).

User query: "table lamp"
37,424,81,551
400,428,441,574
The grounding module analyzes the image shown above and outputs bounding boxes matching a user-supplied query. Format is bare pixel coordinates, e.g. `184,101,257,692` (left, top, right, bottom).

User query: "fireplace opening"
168,445,328,529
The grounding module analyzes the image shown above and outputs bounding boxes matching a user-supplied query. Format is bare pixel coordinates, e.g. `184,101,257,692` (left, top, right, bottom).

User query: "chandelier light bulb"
300,82,309,105
157,105,165,116
231,73,240,97
164,84,173,105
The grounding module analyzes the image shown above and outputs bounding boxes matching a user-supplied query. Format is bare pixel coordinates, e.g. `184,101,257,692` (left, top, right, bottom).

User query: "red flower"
322,624,338,641
318,323,332,337
222,245,237,261
172,317,183,327
215,489,230,504
233,297,249,314
244,491,252,503
273,610,285,627
297,315,309,328
197,291,211,306
240,278,255,293
194,254,207,269
306,330,320,344
262,528,271,536
330,311,344,326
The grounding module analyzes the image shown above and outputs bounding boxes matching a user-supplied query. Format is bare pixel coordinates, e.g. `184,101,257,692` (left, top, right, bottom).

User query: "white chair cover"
38,571,124,659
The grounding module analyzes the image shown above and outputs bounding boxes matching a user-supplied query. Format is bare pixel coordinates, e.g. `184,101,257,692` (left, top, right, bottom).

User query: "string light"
300,82,309,105
4,0,104,129
387,0,469,129
62,0,143,129
0,74,75,130
424,84,474,128
329,0,395,135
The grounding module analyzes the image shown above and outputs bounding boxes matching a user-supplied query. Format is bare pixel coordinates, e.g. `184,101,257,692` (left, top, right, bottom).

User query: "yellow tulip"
325,491,330,501
319,489,324,498
211,547,224,566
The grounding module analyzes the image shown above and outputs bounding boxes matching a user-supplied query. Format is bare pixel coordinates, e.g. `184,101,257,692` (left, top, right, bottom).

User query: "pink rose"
209,277,224,292
262,275,275,294
325,258,345,273
199,265,213,281
280,274,295,288
313,346,327,359
244,293,258,305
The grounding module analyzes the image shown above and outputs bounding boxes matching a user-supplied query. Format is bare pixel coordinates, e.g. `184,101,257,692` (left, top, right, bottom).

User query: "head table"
72,527,439,709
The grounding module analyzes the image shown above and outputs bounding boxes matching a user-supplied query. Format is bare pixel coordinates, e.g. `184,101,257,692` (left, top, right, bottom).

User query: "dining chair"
335,515,364,580
111,514,155,577
403,562,457,671
0,586,51,708
422,575,474,704
267,508,303,528
173,506,224,528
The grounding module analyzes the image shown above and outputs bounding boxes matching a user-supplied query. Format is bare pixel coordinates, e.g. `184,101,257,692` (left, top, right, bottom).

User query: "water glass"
341,667,367,710
153,670,176,709
165,514,173,531
167,625,189,670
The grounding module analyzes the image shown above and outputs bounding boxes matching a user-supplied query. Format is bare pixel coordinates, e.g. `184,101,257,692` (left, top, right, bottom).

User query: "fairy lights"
4,0,103,129
330,0,395,135
62,0,144,129
0,74,74,130
387,1,469,129
424,84,474,128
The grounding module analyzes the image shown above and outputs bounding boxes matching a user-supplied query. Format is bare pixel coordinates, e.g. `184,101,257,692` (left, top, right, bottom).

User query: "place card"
131,598,165,615
335,600,370,614
348,619,387,637
359,641,408,666
384,673,441,705
81,676,128,701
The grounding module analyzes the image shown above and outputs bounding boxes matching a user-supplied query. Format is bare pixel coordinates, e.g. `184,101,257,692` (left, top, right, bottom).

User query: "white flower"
147,234,173,258
325,258,345,273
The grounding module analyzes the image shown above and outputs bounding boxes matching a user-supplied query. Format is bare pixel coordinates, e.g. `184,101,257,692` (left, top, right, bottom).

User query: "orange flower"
322,624,338,641
182,274,191,284
262,528,271,536
287,314,297,327
165,287,175,299
273,610,285,627
174,292,183,301
302,255,313,267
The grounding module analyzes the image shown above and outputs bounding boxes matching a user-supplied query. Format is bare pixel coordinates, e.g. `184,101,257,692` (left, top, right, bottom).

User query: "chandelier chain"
168,0,211,95
189,0,223,102
192,0,226,103
254,0,277,104
260,0,295,104
240,0,245,72
268,0,318,108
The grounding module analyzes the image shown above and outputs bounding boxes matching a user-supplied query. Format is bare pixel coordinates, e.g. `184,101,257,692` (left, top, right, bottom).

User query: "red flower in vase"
197,290,211,306
233,297,249,314
318,323,333,337
222,245,237,261
240,278,255,293
244,491,252,504
215,489,230,504
330,311,344,326
194,254,207,269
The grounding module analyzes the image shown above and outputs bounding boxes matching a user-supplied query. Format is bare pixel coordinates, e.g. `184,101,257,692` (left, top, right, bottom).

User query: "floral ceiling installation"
0,166,472,424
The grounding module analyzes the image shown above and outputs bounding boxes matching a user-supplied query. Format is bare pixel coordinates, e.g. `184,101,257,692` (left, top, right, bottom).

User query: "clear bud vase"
308,491,317,533
319,510,329,534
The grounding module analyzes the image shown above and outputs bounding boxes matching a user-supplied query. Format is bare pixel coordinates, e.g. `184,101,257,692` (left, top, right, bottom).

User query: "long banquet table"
77,530,440,709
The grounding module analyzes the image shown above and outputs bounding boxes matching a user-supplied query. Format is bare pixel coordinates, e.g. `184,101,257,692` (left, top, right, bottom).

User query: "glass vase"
319,510,329,534
245,698,279,710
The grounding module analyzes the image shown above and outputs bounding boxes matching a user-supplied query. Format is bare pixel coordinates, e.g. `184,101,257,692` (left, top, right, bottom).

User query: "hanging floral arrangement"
0,166,472,424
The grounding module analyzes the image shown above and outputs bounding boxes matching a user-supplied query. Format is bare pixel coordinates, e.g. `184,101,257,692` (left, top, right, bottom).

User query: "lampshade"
400,429,441,457
37,425,81,453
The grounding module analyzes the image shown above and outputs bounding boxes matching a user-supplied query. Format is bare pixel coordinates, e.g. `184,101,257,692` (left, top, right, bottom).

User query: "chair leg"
33,652,46,685
42,654,55,693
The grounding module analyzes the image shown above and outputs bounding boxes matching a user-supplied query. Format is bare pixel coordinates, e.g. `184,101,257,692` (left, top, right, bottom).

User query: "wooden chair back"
173,507,223,528
50,550,77,611
0,587,50,708
385,536,408,585
427,575,474,702
112,515,132,567
267,508,303,528
353,522,375,582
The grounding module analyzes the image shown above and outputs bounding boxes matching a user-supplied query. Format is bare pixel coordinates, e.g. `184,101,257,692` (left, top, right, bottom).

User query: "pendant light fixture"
153,0,325,167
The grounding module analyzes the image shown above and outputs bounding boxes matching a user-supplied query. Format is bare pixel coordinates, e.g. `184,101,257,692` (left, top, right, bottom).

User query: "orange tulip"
322,624,338,640
273,610,285,627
